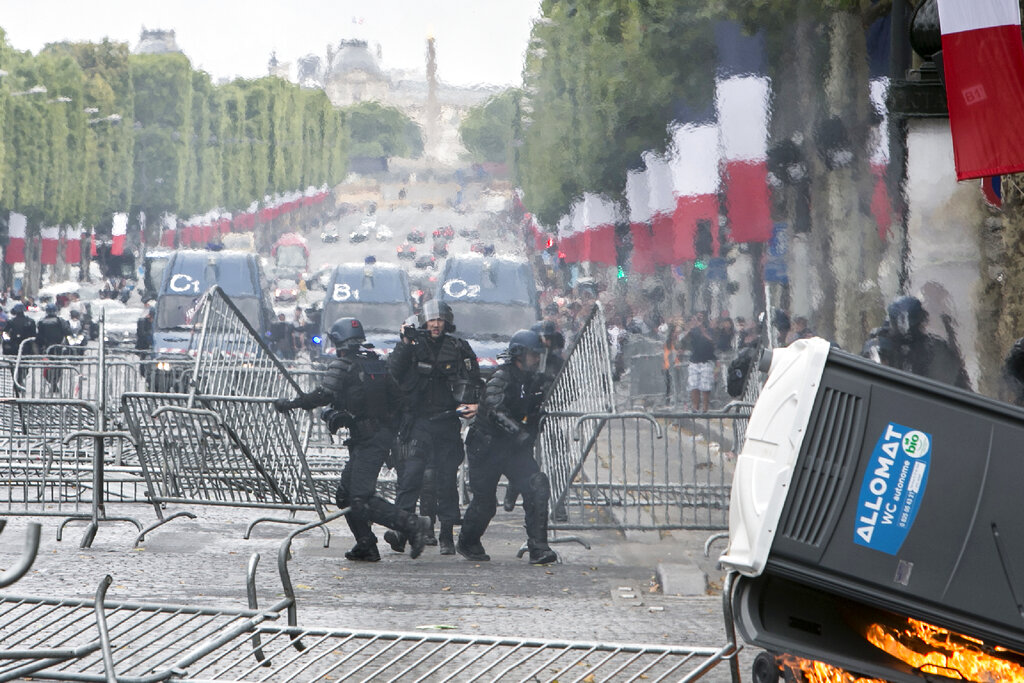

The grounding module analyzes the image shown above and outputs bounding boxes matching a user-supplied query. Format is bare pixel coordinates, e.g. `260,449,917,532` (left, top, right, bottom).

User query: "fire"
778,654,886,682
865,617,1024,682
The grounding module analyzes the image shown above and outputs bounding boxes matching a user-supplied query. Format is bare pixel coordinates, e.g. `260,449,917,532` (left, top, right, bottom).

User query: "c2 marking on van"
442,279,480,299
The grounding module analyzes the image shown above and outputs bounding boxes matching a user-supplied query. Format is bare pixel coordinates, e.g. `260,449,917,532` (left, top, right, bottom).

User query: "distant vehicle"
317,261,414,359
470,241,495,256
458,227,481,239
349,227,370,243
407,229,426,243
432,226,455,240
414,254,436,270
375,225,393,241
360,216,377,231
221,232,256,252
436,254,541,375
271,232,309,278
148,250,275,391
432,240,449,257
274,278,299,302
396,243,417,260
420,203,434,211
321,224,339,243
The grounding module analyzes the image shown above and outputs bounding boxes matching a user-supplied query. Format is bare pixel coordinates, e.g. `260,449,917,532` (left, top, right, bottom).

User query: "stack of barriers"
122,286,346,545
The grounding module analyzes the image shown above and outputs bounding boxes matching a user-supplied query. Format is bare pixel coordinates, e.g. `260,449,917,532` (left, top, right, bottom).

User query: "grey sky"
0,0,540,87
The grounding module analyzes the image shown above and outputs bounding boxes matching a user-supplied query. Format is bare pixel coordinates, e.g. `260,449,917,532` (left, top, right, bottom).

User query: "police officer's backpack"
726,347,758,398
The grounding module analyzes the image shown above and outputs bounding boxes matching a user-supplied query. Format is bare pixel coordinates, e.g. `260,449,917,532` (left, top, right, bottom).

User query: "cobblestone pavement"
0,504,758,681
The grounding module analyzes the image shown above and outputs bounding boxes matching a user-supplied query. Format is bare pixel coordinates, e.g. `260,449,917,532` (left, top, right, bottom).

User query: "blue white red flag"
982,175,1003,208
937,0,1024,179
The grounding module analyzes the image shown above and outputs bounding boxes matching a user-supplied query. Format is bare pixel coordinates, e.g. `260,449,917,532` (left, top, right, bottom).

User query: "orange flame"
778,617,1024,682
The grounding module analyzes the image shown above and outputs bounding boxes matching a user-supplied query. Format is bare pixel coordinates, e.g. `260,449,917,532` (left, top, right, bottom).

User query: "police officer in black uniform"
37,304,71,393
863,296,971,390
274,317,431,562
386,300,481,555
3,303,37,356
457,329,558,565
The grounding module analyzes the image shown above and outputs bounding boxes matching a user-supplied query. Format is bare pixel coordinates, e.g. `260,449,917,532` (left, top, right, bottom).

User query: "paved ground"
0,503,758,681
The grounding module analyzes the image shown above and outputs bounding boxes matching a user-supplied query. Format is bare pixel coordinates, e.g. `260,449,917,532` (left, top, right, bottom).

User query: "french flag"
161,213,178,248
869,78,895,239
937,0,1024,179
111,212,128,256
669,115,721,262
715,22,772,244
982,175,1002,208
5,212,26,264
40,226,60,265
580,193,618,266
64,224,82,264
643,151,677,267
563,200,585,264
625,167,655,275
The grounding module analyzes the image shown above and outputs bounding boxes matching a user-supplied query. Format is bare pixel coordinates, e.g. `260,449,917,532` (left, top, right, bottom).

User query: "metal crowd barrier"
543,408,749,532
536,302,616,522
0,512,742,683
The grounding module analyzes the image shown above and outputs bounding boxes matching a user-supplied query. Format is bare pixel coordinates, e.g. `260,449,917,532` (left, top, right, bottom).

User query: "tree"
460,89,520,164
342,101,422,159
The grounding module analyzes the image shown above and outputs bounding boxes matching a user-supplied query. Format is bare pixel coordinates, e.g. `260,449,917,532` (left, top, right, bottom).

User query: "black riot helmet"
45,303,58,316
887,296,926,339
532,320,556,339
422,300,455,333
507,329,545,359
328,317,366,354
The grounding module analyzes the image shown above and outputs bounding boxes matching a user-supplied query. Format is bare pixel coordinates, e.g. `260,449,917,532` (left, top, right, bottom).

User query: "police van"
317,261,414,359
147,250,275,390
436,254,541,373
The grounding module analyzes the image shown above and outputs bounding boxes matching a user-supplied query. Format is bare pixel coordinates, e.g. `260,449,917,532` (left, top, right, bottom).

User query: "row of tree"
0,28,422,251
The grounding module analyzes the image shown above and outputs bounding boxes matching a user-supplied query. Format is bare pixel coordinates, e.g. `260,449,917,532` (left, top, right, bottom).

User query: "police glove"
273,397,295,414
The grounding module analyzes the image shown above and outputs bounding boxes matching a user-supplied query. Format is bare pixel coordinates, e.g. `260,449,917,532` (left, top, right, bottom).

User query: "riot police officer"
457,329,558,565
37,304,71,354
274,317,431,562
387,300,481,555
863,296,971,390
2,303,36,357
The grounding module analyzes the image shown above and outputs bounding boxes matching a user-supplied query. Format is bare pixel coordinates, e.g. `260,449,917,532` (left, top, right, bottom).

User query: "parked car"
432,225,455,240
458,227,480,239
396,243,417,260
375,224,393,241
432,240,449,257
407,229,426,243
360,216,377,231
321,224,339,243
274,278,299,302
414,254,437,270
349,227,370,243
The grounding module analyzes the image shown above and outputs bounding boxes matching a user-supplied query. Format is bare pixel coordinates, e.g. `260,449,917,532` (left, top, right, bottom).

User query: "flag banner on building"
111,212,128,255
625,168,655,275
937,0,1024,179
715,22,773,244
581,193,618,266
64,224,83,264
869,77,895,239
669,117,721,262
40,226,60,265
643,152,677,267
561,200,585,264
982,175,1003,208
161,213,177,248
5,212,27,264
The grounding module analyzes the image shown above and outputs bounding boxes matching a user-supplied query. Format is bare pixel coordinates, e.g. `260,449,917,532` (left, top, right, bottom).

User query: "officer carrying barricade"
274,317,431,562
457,329,558,565
386,301,482,555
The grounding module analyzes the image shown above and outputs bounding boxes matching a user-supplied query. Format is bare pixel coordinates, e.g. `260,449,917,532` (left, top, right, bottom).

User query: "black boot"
456,533,490,561
524,473,556,564
406,515,431,560
438,521,456,555
345,537,381,562
423,516,438,546
528,540,557,565
383,530,406,553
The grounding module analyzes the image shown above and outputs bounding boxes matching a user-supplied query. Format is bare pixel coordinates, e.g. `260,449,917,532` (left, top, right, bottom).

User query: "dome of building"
330,40,383,78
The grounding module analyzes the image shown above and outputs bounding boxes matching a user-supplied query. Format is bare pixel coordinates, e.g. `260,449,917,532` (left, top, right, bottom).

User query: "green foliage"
343,100,422,159
460,89,520,164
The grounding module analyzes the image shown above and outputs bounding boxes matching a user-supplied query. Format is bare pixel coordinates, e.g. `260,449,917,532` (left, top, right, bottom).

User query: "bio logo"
902,430,929,458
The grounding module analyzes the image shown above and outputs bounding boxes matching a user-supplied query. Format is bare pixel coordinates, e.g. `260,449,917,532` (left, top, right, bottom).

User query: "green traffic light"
617,266,625,279
694,260,708,271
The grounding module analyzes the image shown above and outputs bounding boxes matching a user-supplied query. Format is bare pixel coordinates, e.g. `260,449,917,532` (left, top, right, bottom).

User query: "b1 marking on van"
853,422,931,555
332,283,360,302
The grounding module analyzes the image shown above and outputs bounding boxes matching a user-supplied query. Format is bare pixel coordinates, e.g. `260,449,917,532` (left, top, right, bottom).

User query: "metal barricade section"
536,303,616,519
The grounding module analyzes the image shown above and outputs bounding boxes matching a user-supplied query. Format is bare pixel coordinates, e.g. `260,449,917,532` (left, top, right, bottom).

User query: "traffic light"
694,219,713,271
617,265,626,279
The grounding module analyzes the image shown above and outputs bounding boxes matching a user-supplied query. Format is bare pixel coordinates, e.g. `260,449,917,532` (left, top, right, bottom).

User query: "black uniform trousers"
335,427,408,542
461,432,543,543
394,415,464,525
